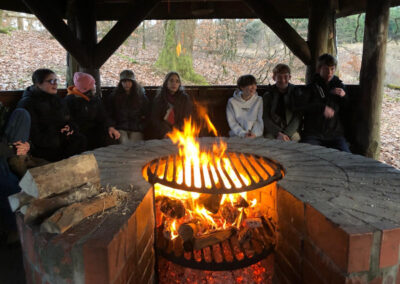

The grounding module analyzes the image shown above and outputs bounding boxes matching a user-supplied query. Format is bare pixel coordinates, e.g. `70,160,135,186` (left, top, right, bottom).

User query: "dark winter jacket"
106,86,150,132
17,86,72,150
263,84,302,139
65,87,109,134
150,90,193,139
296,74,348,139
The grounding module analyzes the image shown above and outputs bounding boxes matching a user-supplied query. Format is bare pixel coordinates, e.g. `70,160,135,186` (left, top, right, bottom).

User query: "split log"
24,184,100,224
8,191,33,212
178,222,199,242
20,154,100,198
238,227,253,244
221,202,239,224
197,194,222,214
40,189,126,234
156,196,185,219
193,228,234,250
243,218,262,229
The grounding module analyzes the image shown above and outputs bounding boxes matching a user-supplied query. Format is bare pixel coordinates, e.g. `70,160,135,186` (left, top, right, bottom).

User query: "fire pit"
16,137,400,283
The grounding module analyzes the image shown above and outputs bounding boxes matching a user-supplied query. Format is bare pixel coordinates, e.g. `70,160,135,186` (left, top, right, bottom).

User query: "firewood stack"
8,154,127,234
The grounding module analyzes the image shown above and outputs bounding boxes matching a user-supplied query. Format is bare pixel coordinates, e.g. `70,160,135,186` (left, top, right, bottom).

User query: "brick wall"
275,187,400,284
17,188,156,284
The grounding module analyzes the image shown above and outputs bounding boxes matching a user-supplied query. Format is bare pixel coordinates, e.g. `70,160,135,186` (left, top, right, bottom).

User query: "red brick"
302,259,325,284
303,239,345,284
135,190,155,243
277,187,305,234
276,236,302,273
306,204,349,271
345,275,368,284
277,220,303,253
369,277,383,284
83,243,109,284
125,211,137,257
380,228,400,268
397,265,400,284
112,251,137,284
348,232,373,272
275,251,301,284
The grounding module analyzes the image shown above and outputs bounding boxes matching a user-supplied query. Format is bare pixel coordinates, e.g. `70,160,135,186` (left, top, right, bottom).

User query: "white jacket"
226,90,263,137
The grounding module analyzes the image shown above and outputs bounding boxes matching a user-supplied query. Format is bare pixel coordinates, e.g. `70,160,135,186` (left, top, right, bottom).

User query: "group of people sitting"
0,53,350,243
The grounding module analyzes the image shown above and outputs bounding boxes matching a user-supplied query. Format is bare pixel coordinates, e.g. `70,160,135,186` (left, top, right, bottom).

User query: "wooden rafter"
22,0,91,67
244,0,311,65
94,0,161,68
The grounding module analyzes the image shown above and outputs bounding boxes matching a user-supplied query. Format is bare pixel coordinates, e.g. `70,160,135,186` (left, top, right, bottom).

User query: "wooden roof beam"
244,0,311,65
94,0,161,68
22,0,91,67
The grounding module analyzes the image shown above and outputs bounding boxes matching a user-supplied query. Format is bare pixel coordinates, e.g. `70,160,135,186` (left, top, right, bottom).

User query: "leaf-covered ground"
0,30,399,169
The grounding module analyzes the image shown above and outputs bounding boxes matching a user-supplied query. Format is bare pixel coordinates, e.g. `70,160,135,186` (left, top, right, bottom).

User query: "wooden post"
306,0,337,83
356,0,390,158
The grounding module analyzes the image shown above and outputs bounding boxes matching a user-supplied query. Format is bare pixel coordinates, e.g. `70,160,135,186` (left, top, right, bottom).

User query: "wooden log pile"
9,154,127,234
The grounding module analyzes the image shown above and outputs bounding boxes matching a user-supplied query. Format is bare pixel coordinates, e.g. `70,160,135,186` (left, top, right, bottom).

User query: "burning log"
243,218,262,229
40,189,126,234
230,235,245,261
24,184,100,224
178,222,199,242
156,196,186,219
193,228,234,250
221,202,239,224
197,193,222,214
8,191,33,212
19,154,100,198
238,227,253,244
234,195,249,208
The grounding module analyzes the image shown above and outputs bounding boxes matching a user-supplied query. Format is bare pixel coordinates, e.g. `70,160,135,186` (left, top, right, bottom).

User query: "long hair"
114,79,145,108
157,71,185,99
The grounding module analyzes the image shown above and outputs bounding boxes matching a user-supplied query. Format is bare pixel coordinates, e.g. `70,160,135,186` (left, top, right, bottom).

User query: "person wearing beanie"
66,72,117,150
105,69,149,144
17,68,86,162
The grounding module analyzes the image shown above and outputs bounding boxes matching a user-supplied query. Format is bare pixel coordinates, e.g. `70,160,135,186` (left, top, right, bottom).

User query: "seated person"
263,64,302,141
18,68,87,162
0,108,30,243
299,54,350,152
150,72,193,139
106,70,149,144
66,72,117,150
226,74,263,138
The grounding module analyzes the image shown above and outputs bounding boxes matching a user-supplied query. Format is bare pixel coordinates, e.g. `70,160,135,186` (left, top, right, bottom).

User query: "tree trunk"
356,0,390,158
156,20,206,84
142,21,146,49
306,0,336,83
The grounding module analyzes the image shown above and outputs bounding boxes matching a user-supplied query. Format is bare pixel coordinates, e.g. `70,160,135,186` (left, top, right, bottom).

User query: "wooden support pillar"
306,0,337,83
356,0,390,158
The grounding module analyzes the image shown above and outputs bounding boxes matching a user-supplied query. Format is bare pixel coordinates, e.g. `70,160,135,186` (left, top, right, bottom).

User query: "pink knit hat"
73,72,95,93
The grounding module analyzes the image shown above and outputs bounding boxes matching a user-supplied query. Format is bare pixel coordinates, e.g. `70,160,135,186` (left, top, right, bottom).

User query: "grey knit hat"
119,70,135,81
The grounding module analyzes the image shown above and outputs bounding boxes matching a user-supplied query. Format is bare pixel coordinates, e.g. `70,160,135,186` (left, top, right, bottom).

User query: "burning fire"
155,113,261,240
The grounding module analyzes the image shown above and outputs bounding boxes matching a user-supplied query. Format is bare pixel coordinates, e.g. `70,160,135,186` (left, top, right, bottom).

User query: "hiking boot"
7,155,28,178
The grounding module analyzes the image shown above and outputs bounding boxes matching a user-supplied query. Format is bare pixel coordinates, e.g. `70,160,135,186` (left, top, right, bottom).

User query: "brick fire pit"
17,138,400,283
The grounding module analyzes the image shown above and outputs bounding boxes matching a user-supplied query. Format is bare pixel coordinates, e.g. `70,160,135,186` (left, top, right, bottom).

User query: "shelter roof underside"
2,0,400,20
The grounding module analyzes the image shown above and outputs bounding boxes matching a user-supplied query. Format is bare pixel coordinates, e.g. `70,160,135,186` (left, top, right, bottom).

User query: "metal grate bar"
226,153,245,188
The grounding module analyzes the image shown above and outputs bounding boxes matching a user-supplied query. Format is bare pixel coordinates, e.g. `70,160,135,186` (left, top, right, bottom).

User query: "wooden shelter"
0,0,399,158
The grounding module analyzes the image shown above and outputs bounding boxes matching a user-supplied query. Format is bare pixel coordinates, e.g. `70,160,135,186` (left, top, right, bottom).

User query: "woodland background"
0,9,399,168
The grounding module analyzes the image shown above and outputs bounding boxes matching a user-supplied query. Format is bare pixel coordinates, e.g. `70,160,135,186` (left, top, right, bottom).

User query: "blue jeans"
0,108,30,231
301,135,351,153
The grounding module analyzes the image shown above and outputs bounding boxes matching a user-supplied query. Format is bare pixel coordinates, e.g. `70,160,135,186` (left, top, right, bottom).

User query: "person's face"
240,83,257,98
37,73,58,95
273,72,291,91
121,80,133,92
167,74,180,94
318,64,336,82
